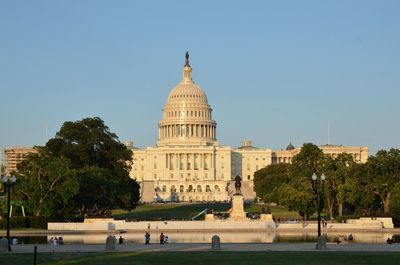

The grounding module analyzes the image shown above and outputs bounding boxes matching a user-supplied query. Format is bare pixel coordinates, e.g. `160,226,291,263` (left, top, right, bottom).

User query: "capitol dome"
157,52,217,146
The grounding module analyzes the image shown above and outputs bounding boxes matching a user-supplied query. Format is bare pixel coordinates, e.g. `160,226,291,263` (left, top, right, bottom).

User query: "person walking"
159,233,165,244
145,232,150,244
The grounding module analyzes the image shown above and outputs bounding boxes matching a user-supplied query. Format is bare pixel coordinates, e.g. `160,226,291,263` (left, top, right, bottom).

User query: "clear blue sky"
0,0,399,155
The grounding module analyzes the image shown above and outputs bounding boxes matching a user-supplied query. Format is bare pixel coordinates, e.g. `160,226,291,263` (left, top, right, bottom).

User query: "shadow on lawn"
113,203,231,221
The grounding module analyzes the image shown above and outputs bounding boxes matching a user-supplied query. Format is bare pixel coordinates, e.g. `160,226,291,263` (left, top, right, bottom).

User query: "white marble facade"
128,53,368,203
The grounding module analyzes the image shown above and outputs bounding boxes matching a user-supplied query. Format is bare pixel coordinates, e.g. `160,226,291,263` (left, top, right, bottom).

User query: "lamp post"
2,175,16,251
311,172,326,250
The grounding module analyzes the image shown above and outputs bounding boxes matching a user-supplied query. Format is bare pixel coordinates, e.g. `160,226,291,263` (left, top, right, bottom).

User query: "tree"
280,143,325,220
389,182,400,226
322,153,356,218
14,148,78,219
365,149,400,214
253,163,289,203
45,117,140,217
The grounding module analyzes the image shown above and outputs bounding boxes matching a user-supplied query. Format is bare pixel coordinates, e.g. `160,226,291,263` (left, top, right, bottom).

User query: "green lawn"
2,252,400,265
112,203,301,221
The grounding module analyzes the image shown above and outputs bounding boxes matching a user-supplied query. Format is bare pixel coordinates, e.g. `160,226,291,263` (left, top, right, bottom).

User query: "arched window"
214,185,219,192
171,185,176,192
188,185,193,192
180,185,184,193
162,185,167,192
206,185,211,192
197,185,202,192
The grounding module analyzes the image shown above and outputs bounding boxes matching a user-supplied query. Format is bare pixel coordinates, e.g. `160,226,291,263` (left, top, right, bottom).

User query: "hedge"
0,216,47,229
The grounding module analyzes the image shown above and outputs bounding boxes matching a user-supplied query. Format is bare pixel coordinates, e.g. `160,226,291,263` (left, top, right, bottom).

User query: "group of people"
49,237,64,245
11,237,18,245
144,232,169,244
334,234,353,244
387,237,395,244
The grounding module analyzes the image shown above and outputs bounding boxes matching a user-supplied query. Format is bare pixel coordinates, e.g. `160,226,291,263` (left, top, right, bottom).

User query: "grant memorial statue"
234,175,242,195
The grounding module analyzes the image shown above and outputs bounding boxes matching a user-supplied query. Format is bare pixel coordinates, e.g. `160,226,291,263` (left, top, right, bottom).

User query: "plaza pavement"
8,242,400,253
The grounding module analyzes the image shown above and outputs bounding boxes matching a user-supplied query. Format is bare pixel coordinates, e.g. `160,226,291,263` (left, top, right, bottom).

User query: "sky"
0,0,399,155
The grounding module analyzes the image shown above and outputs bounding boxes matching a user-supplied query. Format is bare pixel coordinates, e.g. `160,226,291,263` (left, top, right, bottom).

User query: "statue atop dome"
184,51,190,67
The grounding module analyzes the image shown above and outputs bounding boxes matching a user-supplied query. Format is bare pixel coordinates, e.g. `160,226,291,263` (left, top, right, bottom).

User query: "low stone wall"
347,217,394,229
275,218,394,230
48,217,394,232
48,219,276,231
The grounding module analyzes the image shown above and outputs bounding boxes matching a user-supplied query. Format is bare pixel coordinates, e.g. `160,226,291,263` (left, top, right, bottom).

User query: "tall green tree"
253,163,289,203
280,143,325,220
14,148,78,218
365,149,400,214
323,153,356,218
45,117,140,217
389,182,400,226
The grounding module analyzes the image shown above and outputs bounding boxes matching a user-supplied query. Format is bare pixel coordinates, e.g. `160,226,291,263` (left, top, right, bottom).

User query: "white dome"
157,52,217,147
167,82,208,104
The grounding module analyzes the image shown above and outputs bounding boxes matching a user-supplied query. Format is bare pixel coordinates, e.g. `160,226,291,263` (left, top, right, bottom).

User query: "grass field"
2,252,400,265
112,204,301,221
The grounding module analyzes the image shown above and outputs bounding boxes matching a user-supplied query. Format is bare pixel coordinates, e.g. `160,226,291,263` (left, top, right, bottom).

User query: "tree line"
254,143,400,222
4,117,140,221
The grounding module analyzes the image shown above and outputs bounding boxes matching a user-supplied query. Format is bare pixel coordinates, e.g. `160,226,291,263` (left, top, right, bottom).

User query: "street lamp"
2,175,16,251
311,172,326,250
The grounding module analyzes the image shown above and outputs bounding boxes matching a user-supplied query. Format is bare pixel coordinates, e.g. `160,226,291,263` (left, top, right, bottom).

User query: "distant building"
272,143,369,164
3,147,36,175
127,53,369,203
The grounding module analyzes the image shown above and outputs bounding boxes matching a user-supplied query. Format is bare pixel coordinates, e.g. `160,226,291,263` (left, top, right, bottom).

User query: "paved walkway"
8,242,400,253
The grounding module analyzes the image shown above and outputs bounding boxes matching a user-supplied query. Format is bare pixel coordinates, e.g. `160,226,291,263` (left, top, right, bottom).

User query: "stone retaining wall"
48,217,394,231
48,219,276,231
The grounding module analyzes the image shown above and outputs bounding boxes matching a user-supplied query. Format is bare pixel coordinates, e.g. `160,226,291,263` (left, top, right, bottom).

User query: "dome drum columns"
158,124,216,140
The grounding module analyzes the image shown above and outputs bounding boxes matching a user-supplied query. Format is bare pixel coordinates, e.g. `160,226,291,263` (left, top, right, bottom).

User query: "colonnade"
159,124,216,139
165,153,214,171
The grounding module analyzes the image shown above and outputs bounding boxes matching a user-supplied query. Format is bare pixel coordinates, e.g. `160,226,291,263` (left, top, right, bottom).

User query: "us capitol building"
126,53,369,203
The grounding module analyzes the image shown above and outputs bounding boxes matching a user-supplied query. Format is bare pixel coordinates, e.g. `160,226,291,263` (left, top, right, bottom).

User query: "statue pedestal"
229,194,246,220
260,214,273,222
205,213,215,221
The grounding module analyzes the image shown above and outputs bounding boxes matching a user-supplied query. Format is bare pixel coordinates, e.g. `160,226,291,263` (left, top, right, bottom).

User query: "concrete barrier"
48,219,276,231
48,217,393,232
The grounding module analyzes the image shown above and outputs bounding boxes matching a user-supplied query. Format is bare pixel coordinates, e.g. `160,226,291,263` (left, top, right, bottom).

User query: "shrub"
335,214,360,223
0,216,47,229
